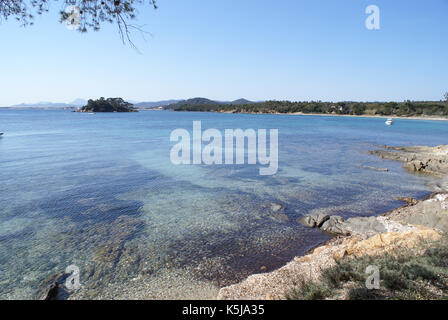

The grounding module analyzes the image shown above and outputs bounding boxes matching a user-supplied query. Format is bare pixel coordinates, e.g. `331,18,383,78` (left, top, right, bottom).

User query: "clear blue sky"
0,0,447,106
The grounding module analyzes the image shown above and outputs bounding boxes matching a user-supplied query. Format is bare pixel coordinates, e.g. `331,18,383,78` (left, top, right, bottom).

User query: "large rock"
303,214,408,237
38,272,70,300
320,216,350,235
402,160,426,172
344,216,386,236
387,193,448,233
300,213,329,228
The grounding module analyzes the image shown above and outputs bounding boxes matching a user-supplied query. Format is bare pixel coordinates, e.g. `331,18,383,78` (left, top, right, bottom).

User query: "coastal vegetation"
170,99,448,117
77,97,137,113
164,98,253,110
286,235,448,300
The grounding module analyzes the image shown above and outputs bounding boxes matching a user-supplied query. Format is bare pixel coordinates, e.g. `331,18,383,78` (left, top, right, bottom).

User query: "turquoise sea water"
0,109,447,299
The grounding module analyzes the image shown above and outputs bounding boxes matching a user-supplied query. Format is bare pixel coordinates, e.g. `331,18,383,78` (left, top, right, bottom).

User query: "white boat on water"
385,118,394,126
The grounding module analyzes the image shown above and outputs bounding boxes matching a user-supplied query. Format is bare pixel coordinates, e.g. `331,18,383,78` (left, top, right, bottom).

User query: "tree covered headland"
172,100,448,117
78,97,137,112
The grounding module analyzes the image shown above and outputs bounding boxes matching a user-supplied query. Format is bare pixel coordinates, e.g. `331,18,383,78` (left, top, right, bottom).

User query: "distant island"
77,97,137,113
168,99,448,117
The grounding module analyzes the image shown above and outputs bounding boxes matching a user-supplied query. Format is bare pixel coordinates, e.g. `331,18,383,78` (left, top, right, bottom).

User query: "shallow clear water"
0,109,447,299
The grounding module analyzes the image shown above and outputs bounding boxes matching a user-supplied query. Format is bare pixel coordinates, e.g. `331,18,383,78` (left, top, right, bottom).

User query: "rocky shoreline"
218,144,448,300
368,145,448,176
218,192,447,300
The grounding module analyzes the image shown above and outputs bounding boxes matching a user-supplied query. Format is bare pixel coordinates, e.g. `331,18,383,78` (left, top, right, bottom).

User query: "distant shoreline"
213,110,448,121
2,107,448,122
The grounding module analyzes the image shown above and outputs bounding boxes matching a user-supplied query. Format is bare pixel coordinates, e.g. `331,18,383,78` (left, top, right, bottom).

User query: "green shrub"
286,280,332,300
287,236,448,300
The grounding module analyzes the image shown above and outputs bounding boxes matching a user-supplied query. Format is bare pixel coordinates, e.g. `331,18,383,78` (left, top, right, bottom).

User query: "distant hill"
134,100,182,109
4,102,78,109
2,98,87,109
164,98,222,110
163,98,254,109
227,98,253,105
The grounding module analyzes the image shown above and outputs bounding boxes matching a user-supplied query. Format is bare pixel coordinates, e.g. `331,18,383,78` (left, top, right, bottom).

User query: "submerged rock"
270,203,283,212
262,202,289,223
38,272,70,300
39,277,60,300
361,165,389,172
271,213,289,223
